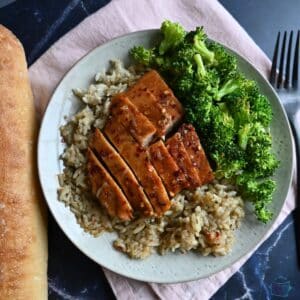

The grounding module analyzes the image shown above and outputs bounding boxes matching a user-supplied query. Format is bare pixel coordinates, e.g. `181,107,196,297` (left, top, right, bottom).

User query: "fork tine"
270,32,280,86
284,31,293,89
292,30,299,88
277,31,287,88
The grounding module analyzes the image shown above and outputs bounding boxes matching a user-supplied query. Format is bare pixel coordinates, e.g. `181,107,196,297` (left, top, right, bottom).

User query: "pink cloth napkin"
29,0,297,299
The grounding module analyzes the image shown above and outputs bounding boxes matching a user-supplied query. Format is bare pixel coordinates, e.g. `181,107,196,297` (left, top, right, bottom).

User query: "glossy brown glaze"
90,129,154,216
110,94,156,146
166,132,202,189
179,124,214,184
87,148,133,220
129,70,183,124
104,119,170,215
149,140,187,197
126,86,171,138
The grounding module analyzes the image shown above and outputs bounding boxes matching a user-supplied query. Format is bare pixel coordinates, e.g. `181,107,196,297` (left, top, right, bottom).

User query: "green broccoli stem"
194,36,215,64
194,54,206,78
215,79,240,100
238,124,251,150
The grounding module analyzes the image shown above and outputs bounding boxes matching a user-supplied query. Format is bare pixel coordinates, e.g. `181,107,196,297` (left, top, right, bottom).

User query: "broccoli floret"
218,103,235,127
154,56,173,73
206,105,245,178
169,46,195,76
250,94,273,127
175,76,194,97
213,151,246,179
255,207,273,223
246,123,279,177
248,144,279,178
209,43,238,82
159,20,186,55
185,93,213,125
184,106,198,124
202,104,235,155
243,79,259,98
237,174,276,223
130,46,155,66
194,97,213,124
228,97,251,128
215,75,243,100
189,27,215,64
234,80,273,127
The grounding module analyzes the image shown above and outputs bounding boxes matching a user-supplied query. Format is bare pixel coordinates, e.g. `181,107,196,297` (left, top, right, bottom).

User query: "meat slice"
166,133,202,189
178,124,214,184
104,118,170,215
128,70,183,128
125,87,171,138
110,94,156,146
149,140,188,197
90,128,154,216
86,148,133,221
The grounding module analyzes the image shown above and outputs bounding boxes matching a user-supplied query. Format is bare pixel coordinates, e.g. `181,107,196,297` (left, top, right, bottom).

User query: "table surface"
0,0,299,299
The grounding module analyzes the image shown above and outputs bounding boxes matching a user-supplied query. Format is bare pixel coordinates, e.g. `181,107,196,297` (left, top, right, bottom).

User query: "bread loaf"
0,25,48,299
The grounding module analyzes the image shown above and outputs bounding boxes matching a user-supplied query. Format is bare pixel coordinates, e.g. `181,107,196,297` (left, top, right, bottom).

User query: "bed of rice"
58,60,245,259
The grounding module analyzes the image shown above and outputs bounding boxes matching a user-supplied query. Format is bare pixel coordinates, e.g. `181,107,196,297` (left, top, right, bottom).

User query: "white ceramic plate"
38,30,294,283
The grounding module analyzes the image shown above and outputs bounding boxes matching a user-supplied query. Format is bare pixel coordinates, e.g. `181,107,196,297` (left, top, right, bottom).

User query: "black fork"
270,30,300,268
270,30,299,89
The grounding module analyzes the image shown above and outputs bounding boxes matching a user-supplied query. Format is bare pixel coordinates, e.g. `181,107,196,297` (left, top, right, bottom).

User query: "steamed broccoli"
215,76,242,100
238,124,251,150
169,46,195,76
246,123,279,177
237,174,276,223
228,97,251,127
213,151,246,179
130,20,279,223
194,53,206,78
159,20,186,55
130,46,155,66
190,27,215,64
250,94,273,127
209,42,238,82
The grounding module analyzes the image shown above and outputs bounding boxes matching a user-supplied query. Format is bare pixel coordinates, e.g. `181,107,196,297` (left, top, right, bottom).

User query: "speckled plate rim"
38,29,294,283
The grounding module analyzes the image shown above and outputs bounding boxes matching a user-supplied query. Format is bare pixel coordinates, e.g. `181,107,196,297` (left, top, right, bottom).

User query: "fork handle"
289,114,299,189
289,114,300,268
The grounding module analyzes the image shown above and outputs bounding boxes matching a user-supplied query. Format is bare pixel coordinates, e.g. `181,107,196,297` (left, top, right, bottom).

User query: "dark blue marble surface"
0,1,299,299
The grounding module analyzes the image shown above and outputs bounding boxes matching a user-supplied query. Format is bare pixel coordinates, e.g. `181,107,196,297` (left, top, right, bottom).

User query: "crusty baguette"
0,25,48,300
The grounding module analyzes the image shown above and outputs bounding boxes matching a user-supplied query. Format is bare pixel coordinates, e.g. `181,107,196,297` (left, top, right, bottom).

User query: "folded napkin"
29,0,297,299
